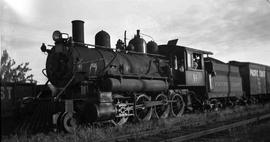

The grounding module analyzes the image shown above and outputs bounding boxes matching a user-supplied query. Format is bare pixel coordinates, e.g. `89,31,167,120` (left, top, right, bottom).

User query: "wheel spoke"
134,94,152,121
170,93,185,117
154,94,169,119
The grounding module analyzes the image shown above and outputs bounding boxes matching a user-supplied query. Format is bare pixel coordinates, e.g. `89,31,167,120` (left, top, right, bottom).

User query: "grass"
2,103,270,142
191,119,270,142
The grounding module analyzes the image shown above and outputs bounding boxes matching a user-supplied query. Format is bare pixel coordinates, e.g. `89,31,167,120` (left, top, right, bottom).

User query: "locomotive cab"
159,40,212,86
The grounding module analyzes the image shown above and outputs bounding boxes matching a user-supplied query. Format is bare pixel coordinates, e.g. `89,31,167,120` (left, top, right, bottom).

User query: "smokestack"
72,20,84,43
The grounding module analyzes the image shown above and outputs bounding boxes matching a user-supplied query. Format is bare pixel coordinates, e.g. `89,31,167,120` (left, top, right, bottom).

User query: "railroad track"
100,112,270,142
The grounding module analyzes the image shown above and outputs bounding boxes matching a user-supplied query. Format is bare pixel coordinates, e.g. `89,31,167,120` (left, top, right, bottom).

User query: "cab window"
187,52,192,68
187,52,203,70
192,53,202,70
173,56,184,72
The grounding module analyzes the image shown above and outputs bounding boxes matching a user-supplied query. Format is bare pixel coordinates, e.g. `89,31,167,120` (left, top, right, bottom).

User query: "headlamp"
52,30,62,42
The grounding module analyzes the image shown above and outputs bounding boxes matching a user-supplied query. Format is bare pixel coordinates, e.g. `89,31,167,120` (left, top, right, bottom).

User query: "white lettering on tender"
250,69,258,77
259,70,265,78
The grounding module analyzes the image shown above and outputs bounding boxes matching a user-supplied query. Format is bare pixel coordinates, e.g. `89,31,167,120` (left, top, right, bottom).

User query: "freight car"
229,61,270,103
1,82,36,134
1,82,36,118
33,20,270,133
1,82,55,135
267,66,270,94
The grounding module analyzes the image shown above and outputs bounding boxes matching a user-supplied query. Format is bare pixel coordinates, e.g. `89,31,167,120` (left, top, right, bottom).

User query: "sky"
1,0,270,84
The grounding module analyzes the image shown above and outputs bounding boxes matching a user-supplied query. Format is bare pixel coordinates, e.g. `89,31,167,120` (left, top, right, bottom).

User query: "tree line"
1,49,36,83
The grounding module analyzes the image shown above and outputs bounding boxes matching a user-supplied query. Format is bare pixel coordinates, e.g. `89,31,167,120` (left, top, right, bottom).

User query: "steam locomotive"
38,20,270,132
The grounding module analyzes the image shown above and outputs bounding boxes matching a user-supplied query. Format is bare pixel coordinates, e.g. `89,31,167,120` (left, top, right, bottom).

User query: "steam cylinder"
95,30,111,48
72,20,84,43
81,102,115,122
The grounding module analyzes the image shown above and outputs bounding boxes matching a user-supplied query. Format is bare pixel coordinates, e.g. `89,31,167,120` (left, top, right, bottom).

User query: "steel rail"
161,113,270,142
100,113,270,142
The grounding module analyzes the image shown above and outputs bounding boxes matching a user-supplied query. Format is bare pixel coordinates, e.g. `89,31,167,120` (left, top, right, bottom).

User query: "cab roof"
159,44,213,55
159,39,213,55
182,46,213,55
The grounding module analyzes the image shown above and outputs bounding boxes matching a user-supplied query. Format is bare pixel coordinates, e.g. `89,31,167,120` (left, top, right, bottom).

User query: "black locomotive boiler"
41,20,175,132
39,20,270,132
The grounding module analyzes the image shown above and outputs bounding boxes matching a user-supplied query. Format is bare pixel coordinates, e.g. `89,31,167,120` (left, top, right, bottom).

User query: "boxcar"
266,66,270,94
229,61,267,97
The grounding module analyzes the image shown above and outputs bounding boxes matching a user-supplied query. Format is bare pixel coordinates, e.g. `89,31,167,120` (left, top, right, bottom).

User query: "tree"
0,49,37,83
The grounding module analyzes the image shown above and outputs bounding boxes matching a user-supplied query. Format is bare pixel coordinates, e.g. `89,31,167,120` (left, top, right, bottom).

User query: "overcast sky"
1,0,270,83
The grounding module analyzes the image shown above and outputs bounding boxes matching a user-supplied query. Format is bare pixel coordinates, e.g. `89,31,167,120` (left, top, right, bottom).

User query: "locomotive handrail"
37,80,49,98
124,50,166,58
107,74,168,80
73,41,113,50
72,41,166,58
54,75,75,100
74,58,104,65
98,50,119,75
42,69,47,77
